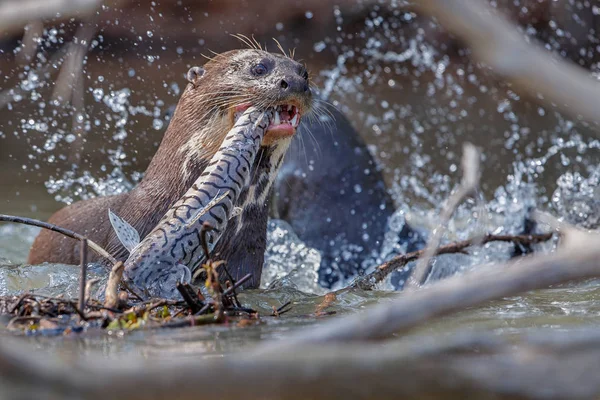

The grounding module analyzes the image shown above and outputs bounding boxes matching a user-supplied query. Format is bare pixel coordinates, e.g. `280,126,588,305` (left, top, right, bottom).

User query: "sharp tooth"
291,114,299,127
274,111,281,125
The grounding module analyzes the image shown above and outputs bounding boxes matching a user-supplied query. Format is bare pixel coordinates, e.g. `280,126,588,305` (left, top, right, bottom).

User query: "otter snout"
279,75,310,94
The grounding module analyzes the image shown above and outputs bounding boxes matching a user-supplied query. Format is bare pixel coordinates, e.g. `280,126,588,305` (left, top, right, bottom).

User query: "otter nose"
279,76,309,94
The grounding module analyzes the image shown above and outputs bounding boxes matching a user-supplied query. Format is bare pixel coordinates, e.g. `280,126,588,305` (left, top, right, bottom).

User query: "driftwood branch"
0,0,100,37
1,2,600,398
406,143,481,289
413,0,600,130
3,327,600,399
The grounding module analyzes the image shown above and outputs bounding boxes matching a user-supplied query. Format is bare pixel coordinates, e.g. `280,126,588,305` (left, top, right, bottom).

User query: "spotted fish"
109,107,274,298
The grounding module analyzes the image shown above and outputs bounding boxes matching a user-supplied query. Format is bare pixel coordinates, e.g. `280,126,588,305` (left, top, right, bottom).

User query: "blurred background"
0,0,598,231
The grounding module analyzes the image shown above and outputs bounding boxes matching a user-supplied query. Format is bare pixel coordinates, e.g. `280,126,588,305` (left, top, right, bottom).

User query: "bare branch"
0,214,115,264
15,21,44,65
413,0,600,130
104,261,124,309
352,232,553,290
406,143,481,289
3,327,600,399
0,0,100,37
78,238,88,317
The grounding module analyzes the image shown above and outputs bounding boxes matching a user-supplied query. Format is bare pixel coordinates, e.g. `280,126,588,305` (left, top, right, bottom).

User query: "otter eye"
251,64,268,76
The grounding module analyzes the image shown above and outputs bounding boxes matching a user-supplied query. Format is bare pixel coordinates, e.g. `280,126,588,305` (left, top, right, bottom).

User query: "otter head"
176,48,313,169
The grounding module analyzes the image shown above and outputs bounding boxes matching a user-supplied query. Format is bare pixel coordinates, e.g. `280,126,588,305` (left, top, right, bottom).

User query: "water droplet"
152,119,164,130
313,41,326,52
92,88,104,102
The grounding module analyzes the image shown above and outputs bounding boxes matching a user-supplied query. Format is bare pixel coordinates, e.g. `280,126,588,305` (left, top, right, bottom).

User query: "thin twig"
406,143,481,289
84,278,100,304
175,282,204,314
0,46,68,109
272,301,292,317
352,232,553,291
78,239,88,317
0,214,116,264
15,21,43,65
222,274,253,297
7,294,29,314
193,303,211,316
104,262,124,309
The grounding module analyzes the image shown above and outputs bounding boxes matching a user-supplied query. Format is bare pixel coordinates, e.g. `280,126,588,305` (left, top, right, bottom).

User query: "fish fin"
108,209,141,253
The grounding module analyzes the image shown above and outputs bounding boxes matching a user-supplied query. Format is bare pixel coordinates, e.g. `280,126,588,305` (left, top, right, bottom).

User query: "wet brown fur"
28,48,312,286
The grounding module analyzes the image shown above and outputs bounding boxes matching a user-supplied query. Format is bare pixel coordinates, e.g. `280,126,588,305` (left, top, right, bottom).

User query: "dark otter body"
28,48,312,288
274,104,424,287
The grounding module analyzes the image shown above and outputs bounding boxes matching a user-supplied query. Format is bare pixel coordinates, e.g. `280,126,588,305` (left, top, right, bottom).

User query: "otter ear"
186,66,205,88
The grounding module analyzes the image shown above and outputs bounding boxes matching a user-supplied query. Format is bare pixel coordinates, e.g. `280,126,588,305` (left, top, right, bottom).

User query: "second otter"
28,49,313,290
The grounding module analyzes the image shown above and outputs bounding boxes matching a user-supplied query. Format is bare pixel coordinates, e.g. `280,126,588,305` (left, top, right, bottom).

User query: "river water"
0,2,599,357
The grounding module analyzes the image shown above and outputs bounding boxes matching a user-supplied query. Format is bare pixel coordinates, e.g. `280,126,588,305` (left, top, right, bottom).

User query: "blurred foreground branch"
0,0,100,36
3,313,600,399
413,0,600,130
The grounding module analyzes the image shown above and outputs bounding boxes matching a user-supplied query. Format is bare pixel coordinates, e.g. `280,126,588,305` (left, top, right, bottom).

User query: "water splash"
1,3,599,297
262,220,324,295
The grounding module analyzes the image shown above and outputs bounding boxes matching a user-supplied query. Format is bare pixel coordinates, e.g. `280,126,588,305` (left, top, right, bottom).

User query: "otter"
28,48,313,290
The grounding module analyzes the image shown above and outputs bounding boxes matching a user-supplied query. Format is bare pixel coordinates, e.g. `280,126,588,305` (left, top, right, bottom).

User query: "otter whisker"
313,99,337,122
300,125,322,160
200,53,216,62
231,33,257,50
296,127,310,167
250,34,263,51
272,38,288,59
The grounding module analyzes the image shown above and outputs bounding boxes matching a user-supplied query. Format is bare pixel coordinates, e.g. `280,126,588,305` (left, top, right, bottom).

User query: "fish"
109,107,274,299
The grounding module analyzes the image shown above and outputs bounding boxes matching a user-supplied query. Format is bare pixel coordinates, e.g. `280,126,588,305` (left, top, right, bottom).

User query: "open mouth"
270,104,301,132
233,103,302,144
